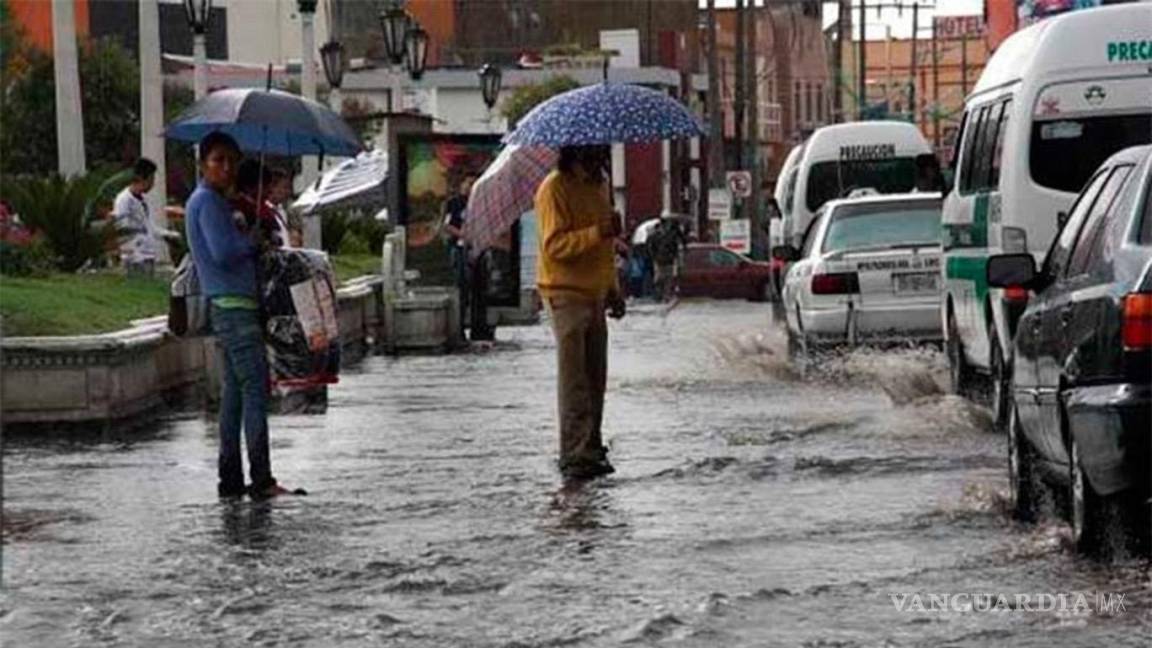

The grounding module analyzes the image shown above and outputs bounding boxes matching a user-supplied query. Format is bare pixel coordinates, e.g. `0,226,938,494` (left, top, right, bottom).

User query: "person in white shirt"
112,158,175,277
265,167,296,249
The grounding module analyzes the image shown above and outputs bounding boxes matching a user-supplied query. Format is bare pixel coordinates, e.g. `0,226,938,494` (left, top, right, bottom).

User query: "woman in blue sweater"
186,132,296,499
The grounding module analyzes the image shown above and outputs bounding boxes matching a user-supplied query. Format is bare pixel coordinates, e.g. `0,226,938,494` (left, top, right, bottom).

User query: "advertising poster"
399,134,520,306
1017,0,1101,26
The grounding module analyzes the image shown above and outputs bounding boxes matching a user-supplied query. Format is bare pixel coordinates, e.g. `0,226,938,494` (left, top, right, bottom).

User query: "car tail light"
1122,293,1152,350
811,272,860,295
1003,286,1029,303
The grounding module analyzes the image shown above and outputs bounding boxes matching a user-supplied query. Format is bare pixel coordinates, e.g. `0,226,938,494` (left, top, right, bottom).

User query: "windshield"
822,201,942,253
805,157,918,212
1030,114,1152,193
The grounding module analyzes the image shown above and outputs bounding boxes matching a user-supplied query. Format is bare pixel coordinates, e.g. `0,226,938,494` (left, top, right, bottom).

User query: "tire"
1070,435,1111,557
988,323,1011,431
946,310,976,398
1007,404,1042,523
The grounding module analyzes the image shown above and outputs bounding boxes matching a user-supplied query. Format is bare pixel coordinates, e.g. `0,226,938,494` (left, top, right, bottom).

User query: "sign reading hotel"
933,15,986,40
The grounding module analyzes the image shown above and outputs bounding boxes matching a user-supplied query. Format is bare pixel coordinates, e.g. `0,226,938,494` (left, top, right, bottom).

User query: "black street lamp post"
320,40,345,90
404,24,429,81
478,64,502,111
379,3,410,67
183,0,213,98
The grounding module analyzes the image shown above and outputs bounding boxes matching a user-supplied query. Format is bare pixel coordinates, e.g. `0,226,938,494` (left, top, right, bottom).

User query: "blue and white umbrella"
165,88,362,157
503,82,705,147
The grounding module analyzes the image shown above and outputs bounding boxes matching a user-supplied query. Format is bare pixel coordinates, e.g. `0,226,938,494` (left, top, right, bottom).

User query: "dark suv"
987,145,1151,557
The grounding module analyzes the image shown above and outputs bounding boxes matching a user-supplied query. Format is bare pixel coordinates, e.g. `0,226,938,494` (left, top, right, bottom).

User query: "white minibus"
940,3,1152,427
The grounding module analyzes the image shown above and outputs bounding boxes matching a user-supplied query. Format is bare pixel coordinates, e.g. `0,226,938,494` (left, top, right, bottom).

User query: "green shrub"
0,239,52,277
321,210,349,254
3,170,122,272
346,215,388,254
339,232,370,256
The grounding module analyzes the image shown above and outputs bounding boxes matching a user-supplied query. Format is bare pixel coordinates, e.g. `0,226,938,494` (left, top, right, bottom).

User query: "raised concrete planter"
381,286,464,354
1,317,210,429
0,273,465,429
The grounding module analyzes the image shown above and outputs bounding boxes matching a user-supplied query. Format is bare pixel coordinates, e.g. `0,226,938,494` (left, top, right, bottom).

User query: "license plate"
893,271,938,293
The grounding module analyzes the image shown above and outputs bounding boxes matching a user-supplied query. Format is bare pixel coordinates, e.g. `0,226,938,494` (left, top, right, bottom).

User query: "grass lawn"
1,273,170,337
330,254,381,284
1,255,383,337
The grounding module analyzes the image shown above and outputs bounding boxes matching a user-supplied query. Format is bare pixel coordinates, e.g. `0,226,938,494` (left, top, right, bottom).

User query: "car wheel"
988,323,1011,431
1070,436,1109,556
1007,403,1042,523
946,310,975,398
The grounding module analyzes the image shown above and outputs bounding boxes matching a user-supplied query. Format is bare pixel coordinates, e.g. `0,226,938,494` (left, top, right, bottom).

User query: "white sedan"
777,193,944,354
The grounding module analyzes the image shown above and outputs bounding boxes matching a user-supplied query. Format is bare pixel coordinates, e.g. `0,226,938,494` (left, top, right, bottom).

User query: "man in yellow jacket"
535,145,627,479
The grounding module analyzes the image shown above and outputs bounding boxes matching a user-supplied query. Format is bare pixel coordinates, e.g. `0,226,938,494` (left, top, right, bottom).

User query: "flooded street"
2,300,1149,647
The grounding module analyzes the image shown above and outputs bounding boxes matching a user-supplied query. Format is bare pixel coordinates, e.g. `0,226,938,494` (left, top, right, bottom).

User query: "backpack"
168,254,211,337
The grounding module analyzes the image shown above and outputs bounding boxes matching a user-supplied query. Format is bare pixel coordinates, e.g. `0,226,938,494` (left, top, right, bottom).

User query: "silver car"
777,193,944,355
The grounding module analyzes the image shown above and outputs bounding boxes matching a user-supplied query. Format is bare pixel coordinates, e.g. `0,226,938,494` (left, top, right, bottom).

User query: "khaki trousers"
547,296,608,468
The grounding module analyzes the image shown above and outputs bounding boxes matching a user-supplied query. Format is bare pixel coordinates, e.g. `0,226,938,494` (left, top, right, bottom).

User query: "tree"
500,75,580,128
1,30,141,177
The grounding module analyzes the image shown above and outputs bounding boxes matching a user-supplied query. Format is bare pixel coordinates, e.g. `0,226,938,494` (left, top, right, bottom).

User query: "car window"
783,167,798,215
971,103,1003,191
685,249,709,269
959,105,988,194
1067,165,1134,277
1044,168,1110,278
804,157,918,212
948,111,968,173
1142,169,1152,244
1030,113,1152,194
988,99,1011,189
710,250,742,268
800,214,822,257
821,201,941,253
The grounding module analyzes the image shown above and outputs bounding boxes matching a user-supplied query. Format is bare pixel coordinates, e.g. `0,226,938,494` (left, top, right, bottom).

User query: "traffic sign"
720,219,750,254
707,189,731,221
726,171,752,199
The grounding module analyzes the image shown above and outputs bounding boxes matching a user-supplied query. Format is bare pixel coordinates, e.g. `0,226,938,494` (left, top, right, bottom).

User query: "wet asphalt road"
2,300,1149,647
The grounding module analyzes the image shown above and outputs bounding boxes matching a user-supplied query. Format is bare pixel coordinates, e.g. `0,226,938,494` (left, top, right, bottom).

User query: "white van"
782,121,935,248
940,3,1152,428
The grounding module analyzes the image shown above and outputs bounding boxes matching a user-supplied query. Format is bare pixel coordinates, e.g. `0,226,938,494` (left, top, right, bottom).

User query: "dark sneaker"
561,458,615,480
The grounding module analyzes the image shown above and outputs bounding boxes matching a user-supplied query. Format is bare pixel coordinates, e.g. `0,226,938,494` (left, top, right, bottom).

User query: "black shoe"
561,457,615,480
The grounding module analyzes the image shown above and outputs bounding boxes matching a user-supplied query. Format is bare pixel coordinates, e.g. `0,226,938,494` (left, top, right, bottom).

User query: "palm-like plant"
3,169,127,272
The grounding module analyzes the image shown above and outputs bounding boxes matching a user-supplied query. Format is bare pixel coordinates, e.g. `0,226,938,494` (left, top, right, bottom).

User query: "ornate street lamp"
182,0,212,34
404,24,429,81
478,64,502,110
320,40,346,90
379,3,410,66
182,0,213,99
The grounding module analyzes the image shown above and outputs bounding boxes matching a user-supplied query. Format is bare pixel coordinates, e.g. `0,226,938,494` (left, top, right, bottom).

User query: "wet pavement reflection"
2,300,1149,646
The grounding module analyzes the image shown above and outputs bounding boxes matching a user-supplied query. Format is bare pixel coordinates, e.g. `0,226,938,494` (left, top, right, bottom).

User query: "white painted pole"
140,0,169,262
300,10,321,249
193,34,208,99
51,0,86,177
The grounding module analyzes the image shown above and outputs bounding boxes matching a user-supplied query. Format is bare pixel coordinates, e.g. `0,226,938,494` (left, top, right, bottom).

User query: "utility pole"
747,0,762,258
52,0,86,177
960,33,969,96
832,0,847,122
734,0,746,195
706,0,724,191
931,16,940,148
299,1,321,249
858,0,867,119
140,0,169,262
909,1,919,127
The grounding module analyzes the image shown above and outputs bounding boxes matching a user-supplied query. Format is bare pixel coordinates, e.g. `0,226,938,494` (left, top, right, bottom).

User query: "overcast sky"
699,1,986,39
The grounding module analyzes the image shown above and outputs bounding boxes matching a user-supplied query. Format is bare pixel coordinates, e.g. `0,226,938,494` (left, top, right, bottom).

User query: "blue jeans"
211,305,274,496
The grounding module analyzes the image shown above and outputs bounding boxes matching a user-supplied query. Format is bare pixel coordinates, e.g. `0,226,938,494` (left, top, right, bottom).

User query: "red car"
678,243,774,301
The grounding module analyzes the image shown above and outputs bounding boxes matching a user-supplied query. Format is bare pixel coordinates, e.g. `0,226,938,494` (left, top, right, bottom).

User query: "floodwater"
2,300,1148,647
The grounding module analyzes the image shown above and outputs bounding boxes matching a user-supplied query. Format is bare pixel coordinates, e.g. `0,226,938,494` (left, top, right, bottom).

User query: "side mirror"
987,253,1037,289
772,245,801,262
1057,211,1070,229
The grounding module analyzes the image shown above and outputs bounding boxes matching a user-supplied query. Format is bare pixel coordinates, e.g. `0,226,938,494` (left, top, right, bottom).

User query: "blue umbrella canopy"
503,82,705,147
165,88,363,157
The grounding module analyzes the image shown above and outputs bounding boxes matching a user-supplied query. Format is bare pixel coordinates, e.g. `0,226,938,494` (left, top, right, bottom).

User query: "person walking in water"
534,145,626,480
185,132,299,499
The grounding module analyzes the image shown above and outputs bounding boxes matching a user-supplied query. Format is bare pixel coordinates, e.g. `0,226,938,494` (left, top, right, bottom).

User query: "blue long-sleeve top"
185,182,258,299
